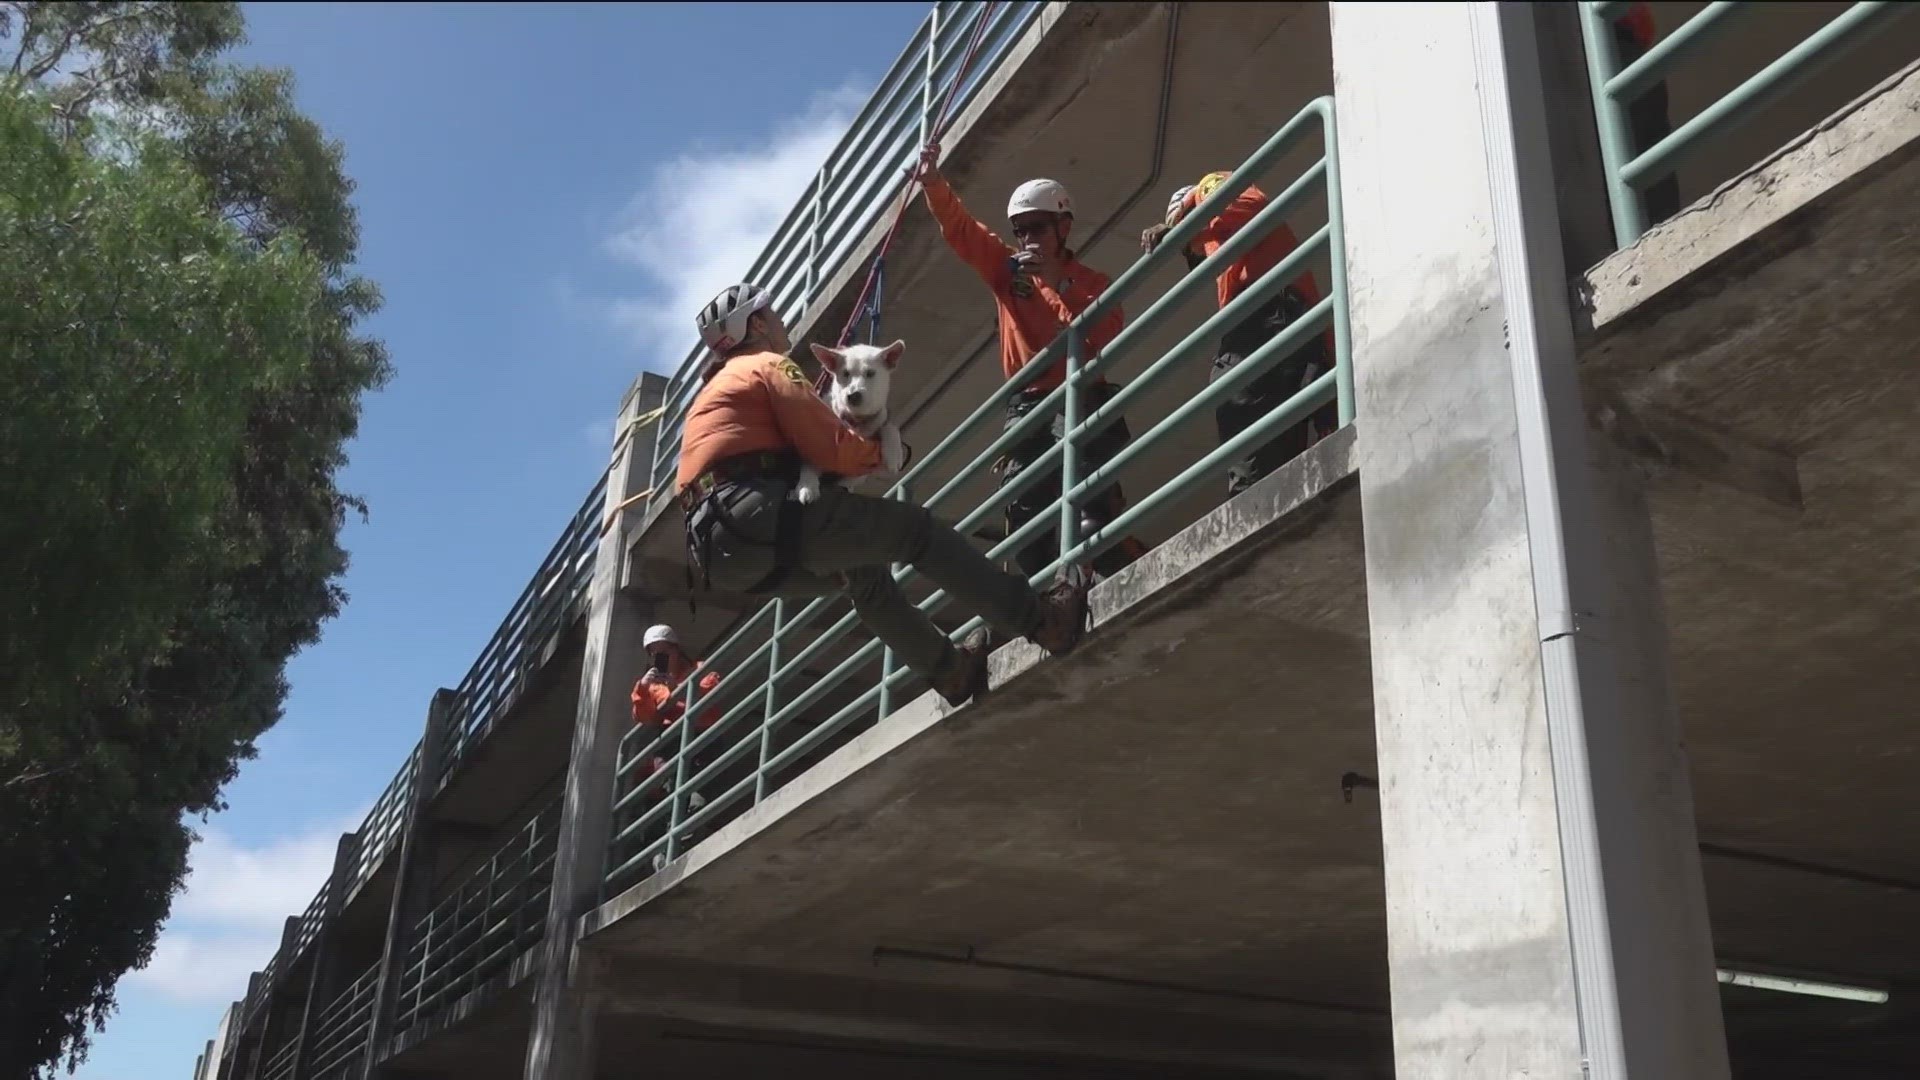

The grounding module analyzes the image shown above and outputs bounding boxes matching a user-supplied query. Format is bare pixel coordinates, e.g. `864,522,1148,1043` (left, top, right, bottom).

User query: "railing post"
363,693,453,1078
1577,1,1648,246
1319,102,1355,429
523,373,667,1080
923,5,940,143
808,165,828,298
288,832,359,1080
666,677,695,862
756,598,783,803
1058,326,1082,567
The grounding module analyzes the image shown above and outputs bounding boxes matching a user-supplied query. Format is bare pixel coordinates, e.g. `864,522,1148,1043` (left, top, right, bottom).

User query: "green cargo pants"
690,478,1041,684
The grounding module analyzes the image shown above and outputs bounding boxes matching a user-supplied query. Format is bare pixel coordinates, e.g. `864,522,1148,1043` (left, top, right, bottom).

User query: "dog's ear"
879,340,905,369
809,342,842,373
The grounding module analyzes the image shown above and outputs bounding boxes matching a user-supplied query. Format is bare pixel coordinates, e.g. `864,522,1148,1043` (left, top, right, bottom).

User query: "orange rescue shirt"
632,666,723,732
1180,173,1335,355
675,351,886,493
922,172,1123,393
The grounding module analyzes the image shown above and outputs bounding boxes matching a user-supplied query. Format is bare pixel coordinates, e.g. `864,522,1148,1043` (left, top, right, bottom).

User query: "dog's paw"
880,425,906,474
793,475,821,505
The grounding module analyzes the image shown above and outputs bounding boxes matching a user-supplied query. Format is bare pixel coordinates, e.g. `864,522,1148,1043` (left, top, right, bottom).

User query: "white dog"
795,340,908,505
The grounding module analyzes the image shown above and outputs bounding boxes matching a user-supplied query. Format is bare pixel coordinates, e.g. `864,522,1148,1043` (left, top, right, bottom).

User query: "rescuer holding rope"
916,144,1148,582
675,283,1090,708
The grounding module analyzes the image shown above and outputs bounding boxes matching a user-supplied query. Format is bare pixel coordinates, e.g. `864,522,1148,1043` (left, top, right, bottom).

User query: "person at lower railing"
917,144,1149,582
675,283,1091,709
629,623,723,869
1142,172,1339,497
1613,1,1681,225
631,622,723,778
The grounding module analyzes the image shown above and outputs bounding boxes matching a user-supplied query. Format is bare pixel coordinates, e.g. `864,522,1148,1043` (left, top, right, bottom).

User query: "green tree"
0,4,390,1074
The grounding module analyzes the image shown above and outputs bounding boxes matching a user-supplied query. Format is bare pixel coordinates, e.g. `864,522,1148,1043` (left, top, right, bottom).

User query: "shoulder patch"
774,356,811,388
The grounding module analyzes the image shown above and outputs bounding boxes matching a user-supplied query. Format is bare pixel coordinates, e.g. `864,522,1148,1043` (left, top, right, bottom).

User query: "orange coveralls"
921,171,1145,578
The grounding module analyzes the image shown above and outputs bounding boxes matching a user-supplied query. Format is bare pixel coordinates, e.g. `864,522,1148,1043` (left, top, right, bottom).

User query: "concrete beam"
1331,3,1725,1077
287,831,359,1080
583,953,1384,1078
522,375,667,1080
366,690,455,1077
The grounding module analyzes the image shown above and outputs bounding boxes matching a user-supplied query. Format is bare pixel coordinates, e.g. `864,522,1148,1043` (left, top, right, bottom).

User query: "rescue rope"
598,404,668,536
817,0,1001,389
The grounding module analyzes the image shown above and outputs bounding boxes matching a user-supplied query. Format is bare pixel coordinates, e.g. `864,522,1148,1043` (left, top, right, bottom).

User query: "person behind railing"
629,623,723,869
631,623,722,776
676,283,1091,709
1142,172,1338,496
1613,1,1680,224
916,144,1149,582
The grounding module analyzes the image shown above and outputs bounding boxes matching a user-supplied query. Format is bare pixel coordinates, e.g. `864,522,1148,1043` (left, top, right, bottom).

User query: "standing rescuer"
917,144,1148,581
629,623,724,867
630,623,721,763
675,283,1091,707
1143,171,1338,496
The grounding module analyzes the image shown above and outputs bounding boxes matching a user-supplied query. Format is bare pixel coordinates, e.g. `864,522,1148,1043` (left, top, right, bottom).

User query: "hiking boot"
1027,568,1091,656
931,627,992,707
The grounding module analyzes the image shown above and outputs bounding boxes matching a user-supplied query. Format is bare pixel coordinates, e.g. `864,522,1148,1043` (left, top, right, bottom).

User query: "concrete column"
288,831,359,1080
364,690,456,1076
523,374,667,1080
1330,3,1728,1078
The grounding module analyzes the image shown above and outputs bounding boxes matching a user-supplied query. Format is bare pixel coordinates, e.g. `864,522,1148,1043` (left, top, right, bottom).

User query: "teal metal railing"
604,97,1351,889
390,802,560,1036
304,960,380,1080
1579,0,1919,247
438,472,609,783
289,879,329,964
258,1036,298,1080
643,1,1047,510
343,743,418,903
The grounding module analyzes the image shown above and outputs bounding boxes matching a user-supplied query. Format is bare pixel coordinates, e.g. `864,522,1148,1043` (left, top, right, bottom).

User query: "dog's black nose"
846,390,865,406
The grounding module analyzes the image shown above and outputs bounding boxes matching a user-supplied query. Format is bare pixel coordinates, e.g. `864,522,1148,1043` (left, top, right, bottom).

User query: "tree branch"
6,2,36,77
25,7,154,82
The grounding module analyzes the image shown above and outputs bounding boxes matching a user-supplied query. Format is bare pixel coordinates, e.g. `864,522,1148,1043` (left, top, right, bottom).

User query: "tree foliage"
0,4,390,1074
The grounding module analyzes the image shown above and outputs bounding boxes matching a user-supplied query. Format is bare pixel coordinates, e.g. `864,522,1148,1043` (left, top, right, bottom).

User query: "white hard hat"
643,624,681,650
696,283,772,354
1007,178,1073,220
1166,185,1195,225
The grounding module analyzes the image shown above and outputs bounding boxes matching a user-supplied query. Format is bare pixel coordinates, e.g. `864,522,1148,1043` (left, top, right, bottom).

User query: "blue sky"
77,3,927,1076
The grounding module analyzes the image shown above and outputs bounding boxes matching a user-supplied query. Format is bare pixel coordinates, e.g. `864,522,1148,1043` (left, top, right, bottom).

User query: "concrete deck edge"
1582,57,1920,331
580,423,1361,939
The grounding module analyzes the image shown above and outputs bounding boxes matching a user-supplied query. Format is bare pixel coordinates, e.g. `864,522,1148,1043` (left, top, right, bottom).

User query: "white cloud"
130,927,287,1007
171,829,344,923
126,812,364,1006
600,85,868,373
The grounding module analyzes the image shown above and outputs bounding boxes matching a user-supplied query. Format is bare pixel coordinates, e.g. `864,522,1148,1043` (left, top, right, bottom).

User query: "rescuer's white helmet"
1007,178,1073,220
695,283,772,354
643,624,681,651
